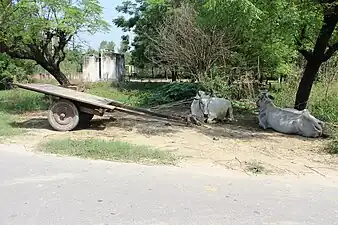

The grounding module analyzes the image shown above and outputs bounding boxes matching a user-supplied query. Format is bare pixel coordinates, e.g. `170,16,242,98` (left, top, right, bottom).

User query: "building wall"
101,52,115,81
82,55,100,82
32,53,125,83
82,52,125,83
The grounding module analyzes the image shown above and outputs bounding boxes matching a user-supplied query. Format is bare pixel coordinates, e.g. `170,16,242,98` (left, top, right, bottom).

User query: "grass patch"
245,160,269,174
272,79,338,153
40,138,177,165
0,88,48,113
0,112,23,137
85,81,201,107
272,79,338,123
85,82,151,106
326,135,338,154
0,88,47,138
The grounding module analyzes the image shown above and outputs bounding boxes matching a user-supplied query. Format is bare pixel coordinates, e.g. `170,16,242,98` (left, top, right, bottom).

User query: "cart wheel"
78,112,94,128
48,99,79,131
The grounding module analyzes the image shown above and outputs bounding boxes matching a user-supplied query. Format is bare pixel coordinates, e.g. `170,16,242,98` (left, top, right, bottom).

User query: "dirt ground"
5,100,338,179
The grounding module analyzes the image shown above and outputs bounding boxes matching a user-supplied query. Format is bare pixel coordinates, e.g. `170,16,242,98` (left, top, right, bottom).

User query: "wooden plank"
14,83,114,110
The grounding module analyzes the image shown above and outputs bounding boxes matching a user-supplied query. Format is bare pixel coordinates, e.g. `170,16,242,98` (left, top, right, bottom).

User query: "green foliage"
2,0,110,48
0,53,37,89
99,40,116,52
272,79,338,123
86,82,147,105
113,0,329,83
86,81,201,107
0,89,48,113
0,112,23,137
327,136,338,154
114,0,172,68
0,88,47,137
145,82,201,105
1,0,110,84
41,138,177,164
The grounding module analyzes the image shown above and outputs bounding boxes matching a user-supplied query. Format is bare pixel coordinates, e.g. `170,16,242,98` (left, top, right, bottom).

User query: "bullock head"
256,90,275,108
194,90,210,118
194,90,208,99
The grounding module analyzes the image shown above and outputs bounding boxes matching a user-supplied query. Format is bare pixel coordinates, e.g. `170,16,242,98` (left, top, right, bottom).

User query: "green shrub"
144,82,201,106
0,88,48,113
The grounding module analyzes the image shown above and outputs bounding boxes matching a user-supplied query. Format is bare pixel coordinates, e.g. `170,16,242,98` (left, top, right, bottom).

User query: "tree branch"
298,49,313,61
0,41,34,60
322,41,338,61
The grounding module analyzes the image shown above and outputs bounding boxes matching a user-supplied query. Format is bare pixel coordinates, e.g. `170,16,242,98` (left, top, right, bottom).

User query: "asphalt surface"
0,144,338,225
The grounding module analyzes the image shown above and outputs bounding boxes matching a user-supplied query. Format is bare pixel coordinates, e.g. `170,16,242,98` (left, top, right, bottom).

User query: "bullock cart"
14,83,188,131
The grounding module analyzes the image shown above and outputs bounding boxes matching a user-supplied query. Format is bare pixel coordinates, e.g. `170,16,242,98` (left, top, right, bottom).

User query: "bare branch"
147,4,237,81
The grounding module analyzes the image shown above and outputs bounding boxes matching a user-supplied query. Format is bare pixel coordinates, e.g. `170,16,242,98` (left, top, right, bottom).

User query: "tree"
295,1,338,110
86,47,99,55
149,4,236,81
118,35,130,53
113,0,173,68
0,53,36,89
0,0,110,85
99,40,115,52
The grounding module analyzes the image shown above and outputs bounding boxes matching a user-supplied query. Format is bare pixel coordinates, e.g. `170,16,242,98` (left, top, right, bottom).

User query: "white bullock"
256,91,325,138
190,91,234,124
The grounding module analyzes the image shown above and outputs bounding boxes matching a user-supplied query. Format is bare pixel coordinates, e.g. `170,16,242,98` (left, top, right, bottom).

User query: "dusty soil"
5,101,338,179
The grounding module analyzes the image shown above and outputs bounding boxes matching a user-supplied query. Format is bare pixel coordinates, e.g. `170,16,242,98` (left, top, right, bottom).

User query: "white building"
82,51,125,82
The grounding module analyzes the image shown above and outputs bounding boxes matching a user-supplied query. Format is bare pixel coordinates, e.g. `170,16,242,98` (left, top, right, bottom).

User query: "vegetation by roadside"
0,79,337,155
272,79,338,123
0,112,22,137
0,88,47,113
0,88,48,138
86,81,201,107
40,138,177,165
326,134,338,154
271,79,338,153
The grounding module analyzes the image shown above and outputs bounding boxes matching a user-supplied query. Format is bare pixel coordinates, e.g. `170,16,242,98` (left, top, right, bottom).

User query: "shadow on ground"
9,116,182,136
8,101,313,141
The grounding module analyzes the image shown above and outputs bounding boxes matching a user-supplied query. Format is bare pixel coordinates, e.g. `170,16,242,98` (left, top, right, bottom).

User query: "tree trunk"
171,70,177,82
294,4,338,110
42,64,70,86
294,60,321,110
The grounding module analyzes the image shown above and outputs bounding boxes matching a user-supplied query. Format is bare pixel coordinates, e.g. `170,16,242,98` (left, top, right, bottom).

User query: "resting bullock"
256,91,325,138
190,91,234,124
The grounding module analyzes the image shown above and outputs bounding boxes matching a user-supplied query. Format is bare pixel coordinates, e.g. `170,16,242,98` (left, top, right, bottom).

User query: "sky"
79,0,132,50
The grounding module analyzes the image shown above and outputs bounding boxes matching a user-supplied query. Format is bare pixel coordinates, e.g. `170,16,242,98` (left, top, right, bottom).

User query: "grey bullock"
256,91,325,138
190,91,234,124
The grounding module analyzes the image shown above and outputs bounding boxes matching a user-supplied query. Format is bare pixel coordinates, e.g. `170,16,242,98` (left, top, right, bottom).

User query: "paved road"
0,144,338,225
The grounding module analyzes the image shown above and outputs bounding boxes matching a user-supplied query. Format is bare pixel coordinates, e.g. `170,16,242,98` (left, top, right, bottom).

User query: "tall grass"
85,81,200,107
0,88,47,137
0,88,47,113
272,78,338,154
272,79,338,123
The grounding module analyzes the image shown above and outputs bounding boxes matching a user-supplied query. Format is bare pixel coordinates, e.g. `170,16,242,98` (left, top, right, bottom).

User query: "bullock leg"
206,117,217,124
258,114,268,129
187,114,202,126
227,107,234,121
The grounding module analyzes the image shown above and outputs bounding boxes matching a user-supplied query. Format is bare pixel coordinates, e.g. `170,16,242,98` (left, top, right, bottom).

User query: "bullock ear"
267,94,275,100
